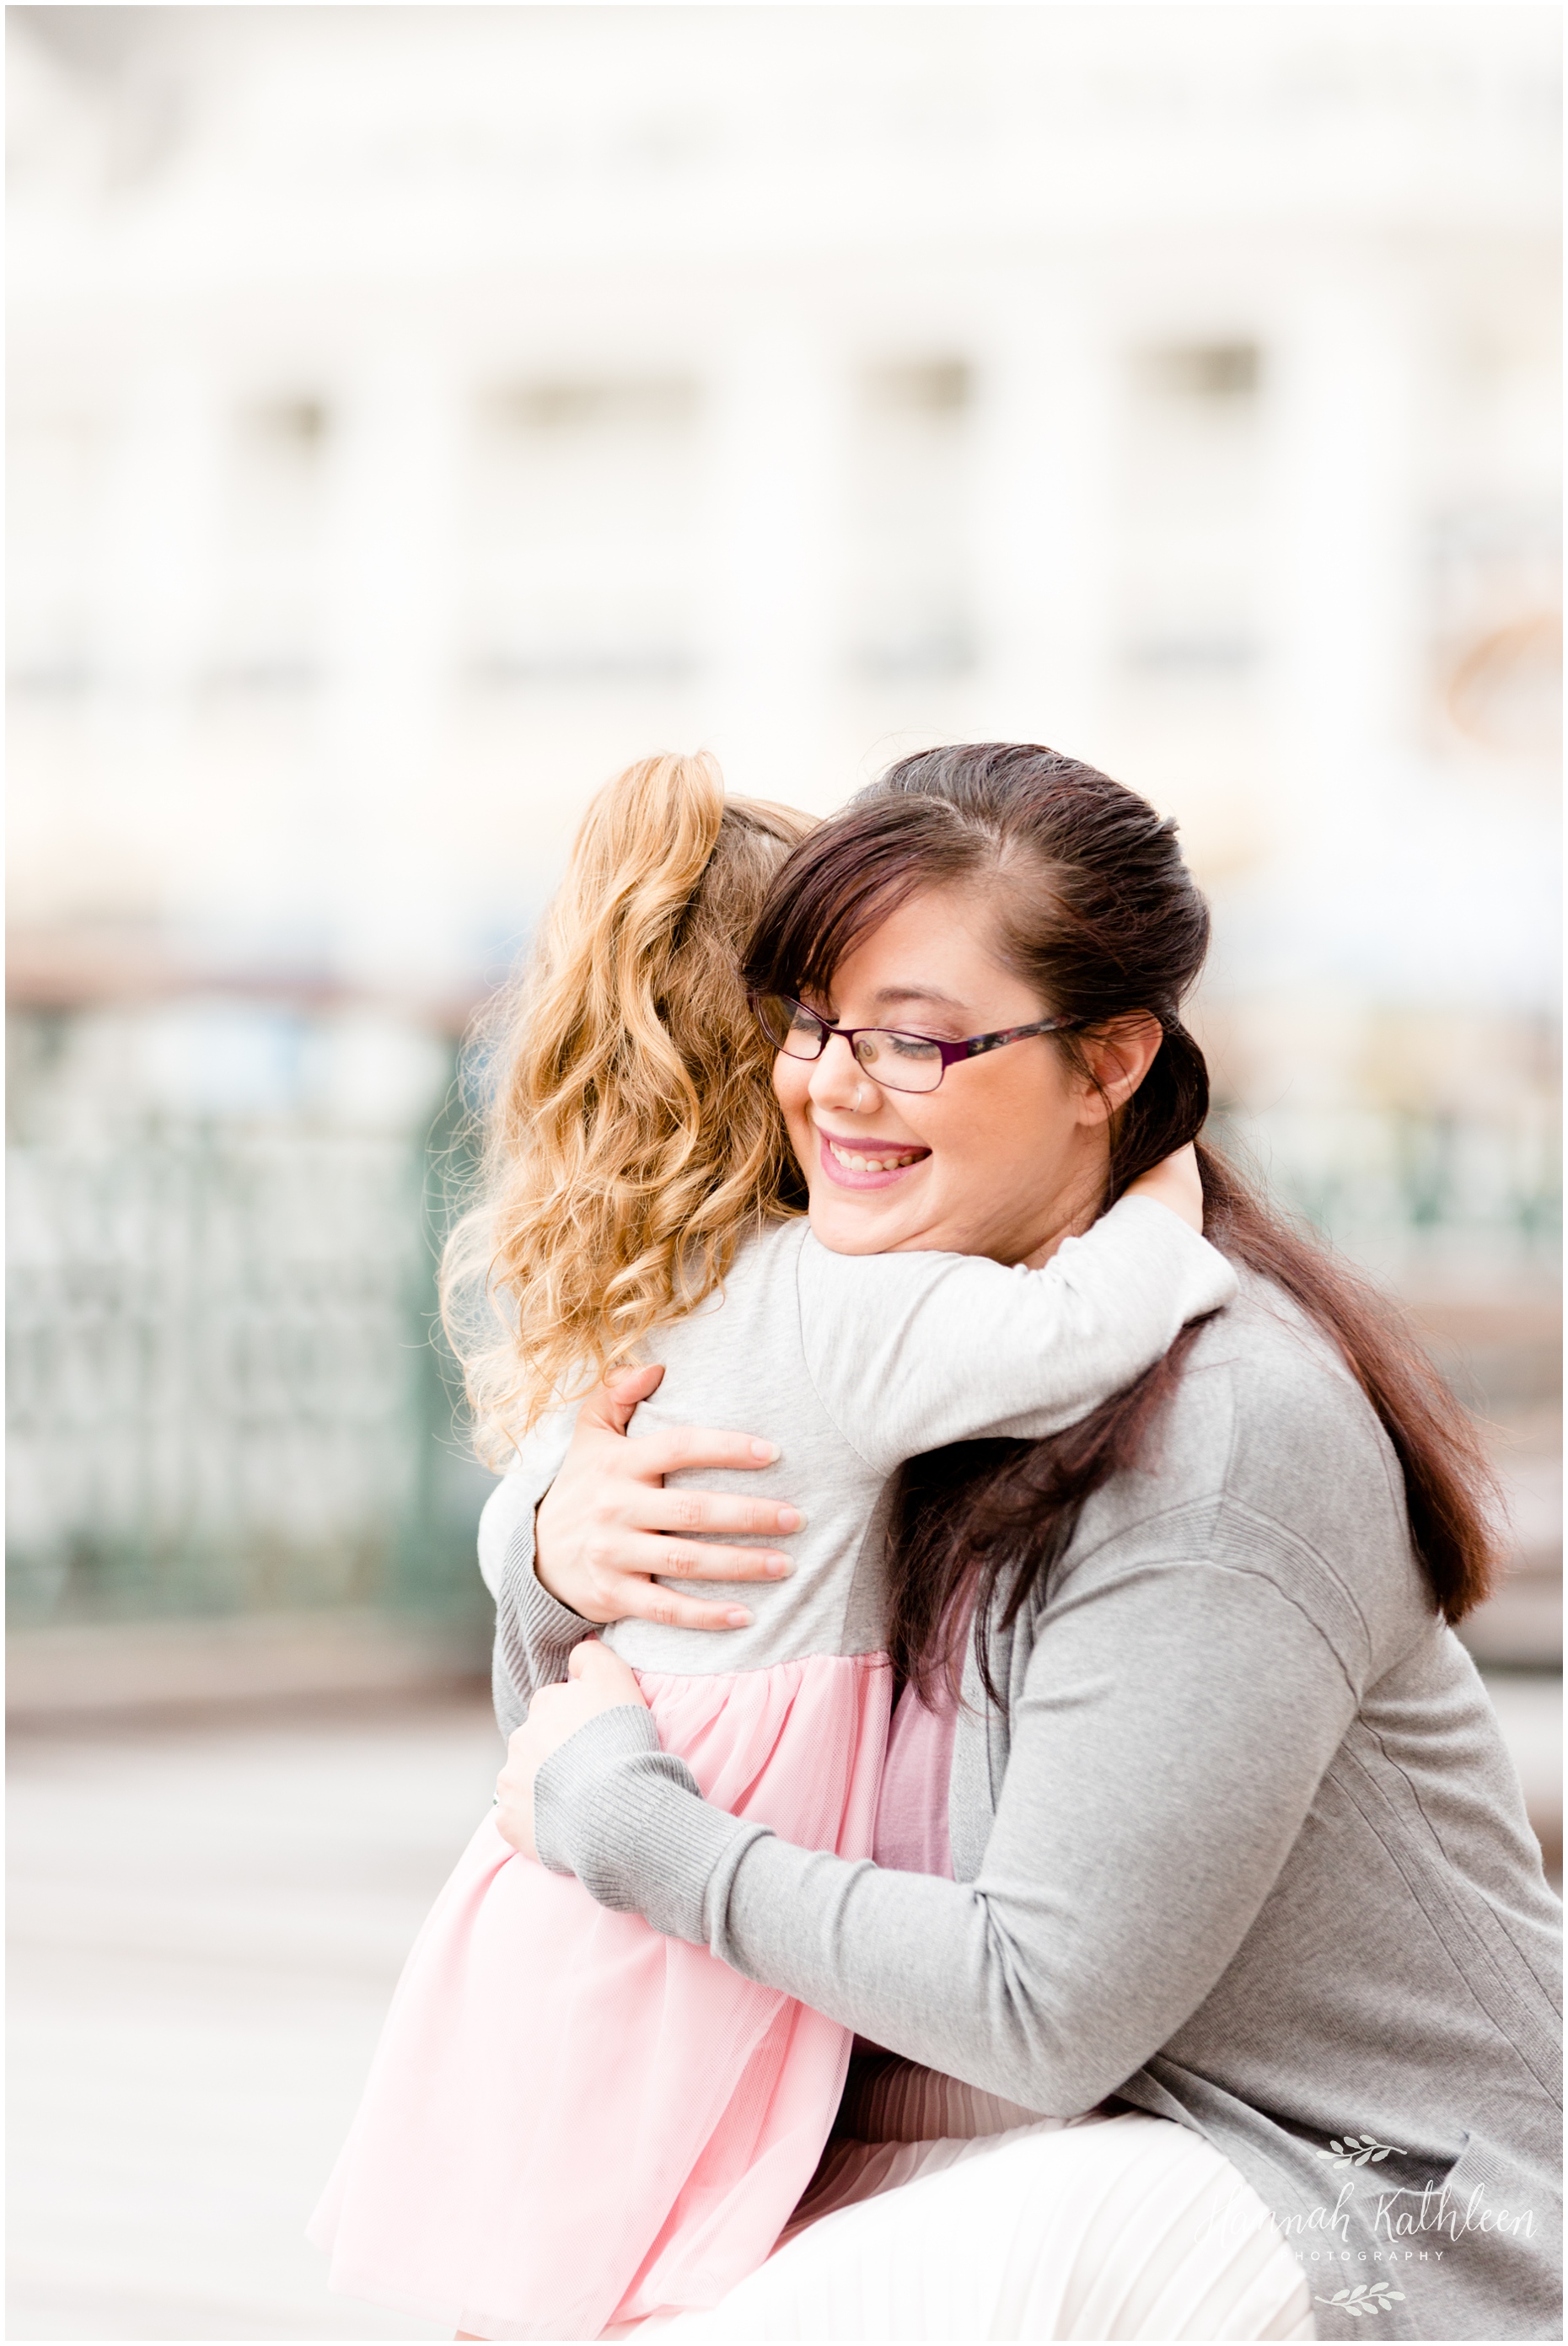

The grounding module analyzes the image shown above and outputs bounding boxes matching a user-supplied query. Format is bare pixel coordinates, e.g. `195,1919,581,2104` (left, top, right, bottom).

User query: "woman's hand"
534,1364,800,1633
1126,1143,1205,1233
495,1640,649,1860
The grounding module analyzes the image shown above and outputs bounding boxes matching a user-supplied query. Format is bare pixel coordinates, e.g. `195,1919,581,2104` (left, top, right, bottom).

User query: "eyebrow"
868,985,969,1014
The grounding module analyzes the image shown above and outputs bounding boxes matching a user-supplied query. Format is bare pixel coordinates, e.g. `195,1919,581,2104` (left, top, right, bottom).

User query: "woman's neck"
1011,1158,1109,1270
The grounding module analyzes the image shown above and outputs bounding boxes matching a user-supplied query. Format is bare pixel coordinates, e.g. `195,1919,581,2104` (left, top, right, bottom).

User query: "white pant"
613,2112,1316,2343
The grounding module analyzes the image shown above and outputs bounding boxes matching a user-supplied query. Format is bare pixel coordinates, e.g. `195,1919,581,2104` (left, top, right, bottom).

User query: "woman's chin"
808,1216,891,1256
806,1183,932,1256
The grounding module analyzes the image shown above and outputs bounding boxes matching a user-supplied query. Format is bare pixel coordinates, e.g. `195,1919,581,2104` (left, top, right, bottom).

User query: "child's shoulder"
655,1214,811,1356
726,1213,813,1280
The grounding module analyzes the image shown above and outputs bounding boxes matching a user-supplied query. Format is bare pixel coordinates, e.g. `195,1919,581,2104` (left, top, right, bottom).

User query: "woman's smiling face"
772,883,1130,1267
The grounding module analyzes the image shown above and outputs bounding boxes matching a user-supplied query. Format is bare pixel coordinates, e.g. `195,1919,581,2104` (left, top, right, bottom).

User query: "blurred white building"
9,6,1558,985
6,7,1561,1331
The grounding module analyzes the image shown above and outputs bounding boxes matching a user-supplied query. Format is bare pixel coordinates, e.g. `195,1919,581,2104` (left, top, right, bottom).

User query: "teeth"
829,1141,923,1173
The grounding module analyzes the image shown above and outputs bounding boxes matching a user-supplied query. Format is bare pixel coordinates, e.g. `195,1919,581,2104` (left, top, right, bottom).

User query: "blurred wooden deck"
7,1646,1559,2342
7,1696,498,2342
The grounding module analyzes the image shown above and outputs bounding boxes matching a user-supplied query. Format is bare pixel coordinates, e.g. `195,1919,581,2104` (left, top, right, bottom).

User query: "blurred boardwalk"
8,1667,1559,2342
8,1697,501,2343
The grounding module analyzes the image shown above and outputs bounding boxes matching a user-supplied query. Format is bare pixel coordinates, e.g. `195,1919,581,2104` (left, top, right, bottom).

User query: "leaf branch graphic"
1315,2131,1410,2170
1313,2279,1408,2316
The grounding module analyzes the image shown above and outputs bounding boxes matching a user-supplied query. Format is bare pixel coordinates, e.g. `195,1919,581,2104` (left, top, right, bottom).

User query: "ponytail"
442,754,813,1458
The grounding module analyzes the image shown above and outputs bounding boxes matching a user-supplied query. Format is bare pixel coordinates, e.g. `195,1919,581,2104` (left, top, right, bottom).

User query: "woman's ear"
1071,1013,1164,1125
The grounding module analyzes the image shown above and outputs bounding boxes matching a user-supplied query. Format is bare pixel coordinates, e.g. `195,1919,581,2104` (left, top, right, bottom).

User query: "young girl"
308,752,1237,2341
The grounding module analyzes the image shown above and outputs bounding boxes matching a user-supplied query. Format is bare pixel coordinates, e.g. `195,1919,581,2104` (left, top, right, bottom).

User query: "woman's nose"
808,1032,879,1117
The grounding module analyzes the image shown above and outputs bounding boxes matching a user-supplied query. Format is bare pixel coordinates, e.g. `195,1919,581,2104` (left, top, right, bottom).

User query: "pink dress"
308,1653,890,2340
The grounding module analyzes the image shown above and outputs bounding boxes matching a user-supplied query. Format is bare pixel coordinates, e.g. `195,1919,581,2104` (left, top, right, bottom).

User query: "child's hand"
1127,1143,1204,1234
494,1640,650,1861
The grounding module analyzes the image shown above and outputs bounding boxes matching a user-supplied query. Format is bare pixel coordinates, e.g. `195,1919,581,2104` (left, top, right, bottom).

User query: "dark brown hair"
743,743,1501,1700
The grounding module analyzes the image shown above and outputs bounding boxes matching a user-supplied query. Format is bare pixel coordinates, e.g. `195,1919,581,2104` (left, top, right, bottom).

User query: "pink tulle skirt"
308,1652,891,2341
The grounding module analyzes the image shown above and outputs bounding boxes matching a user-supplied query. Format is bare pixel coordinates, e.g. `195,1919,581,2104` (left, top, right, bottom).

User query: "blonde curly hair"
442,752,814,1464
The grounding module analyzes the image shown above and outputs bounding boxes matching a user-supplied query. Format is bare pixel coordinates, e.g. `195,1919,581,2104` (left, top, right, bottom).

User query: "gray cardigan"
497,1280,1563,2344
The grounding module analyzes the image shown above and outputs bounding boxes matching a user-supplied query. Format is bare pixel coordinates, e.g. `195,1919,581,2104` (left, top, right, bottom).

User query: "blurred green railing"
6,1005,1558,1636
1205,1099,1561,1266
7,1056,492,1634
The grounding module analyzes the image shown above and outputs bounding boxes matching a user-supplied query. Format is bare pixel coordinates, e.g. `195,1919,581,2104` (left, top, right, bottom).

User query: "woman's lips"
814,1126,932,1191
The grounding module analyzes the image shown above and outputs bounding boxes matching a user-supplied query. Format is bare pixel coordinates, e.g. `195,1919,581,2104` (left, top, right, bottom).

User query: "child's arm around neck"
796,1152,1232,1478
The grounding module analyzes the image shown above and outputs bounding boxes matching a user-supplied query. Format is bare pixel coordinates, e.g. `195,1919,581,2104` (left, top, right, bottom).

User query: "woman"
491,745,1562,2343
316,752,1222,2343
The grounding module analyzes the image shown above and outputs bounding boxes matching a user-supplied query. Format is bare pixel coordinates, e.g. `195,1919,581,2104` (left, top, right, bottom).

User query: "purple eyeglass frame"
751,992,1082,1094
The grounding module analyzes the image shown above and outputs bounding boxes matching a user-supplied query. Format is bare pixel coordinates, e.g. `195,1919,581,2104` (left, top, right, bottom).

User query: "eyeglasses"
751,992,1080,1097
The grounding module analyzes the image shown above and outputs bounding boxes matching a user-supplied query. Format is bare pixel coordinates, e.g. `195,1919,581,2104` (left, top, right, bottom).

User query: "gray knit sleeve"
532,1704,769,1939
491,1520,597,1740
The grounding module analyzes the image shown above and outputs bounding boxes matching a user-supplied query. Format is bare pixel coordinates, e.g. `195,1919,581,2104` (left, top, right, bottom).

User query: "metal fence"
6,1004,1559,1635
7,1017,491,1633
